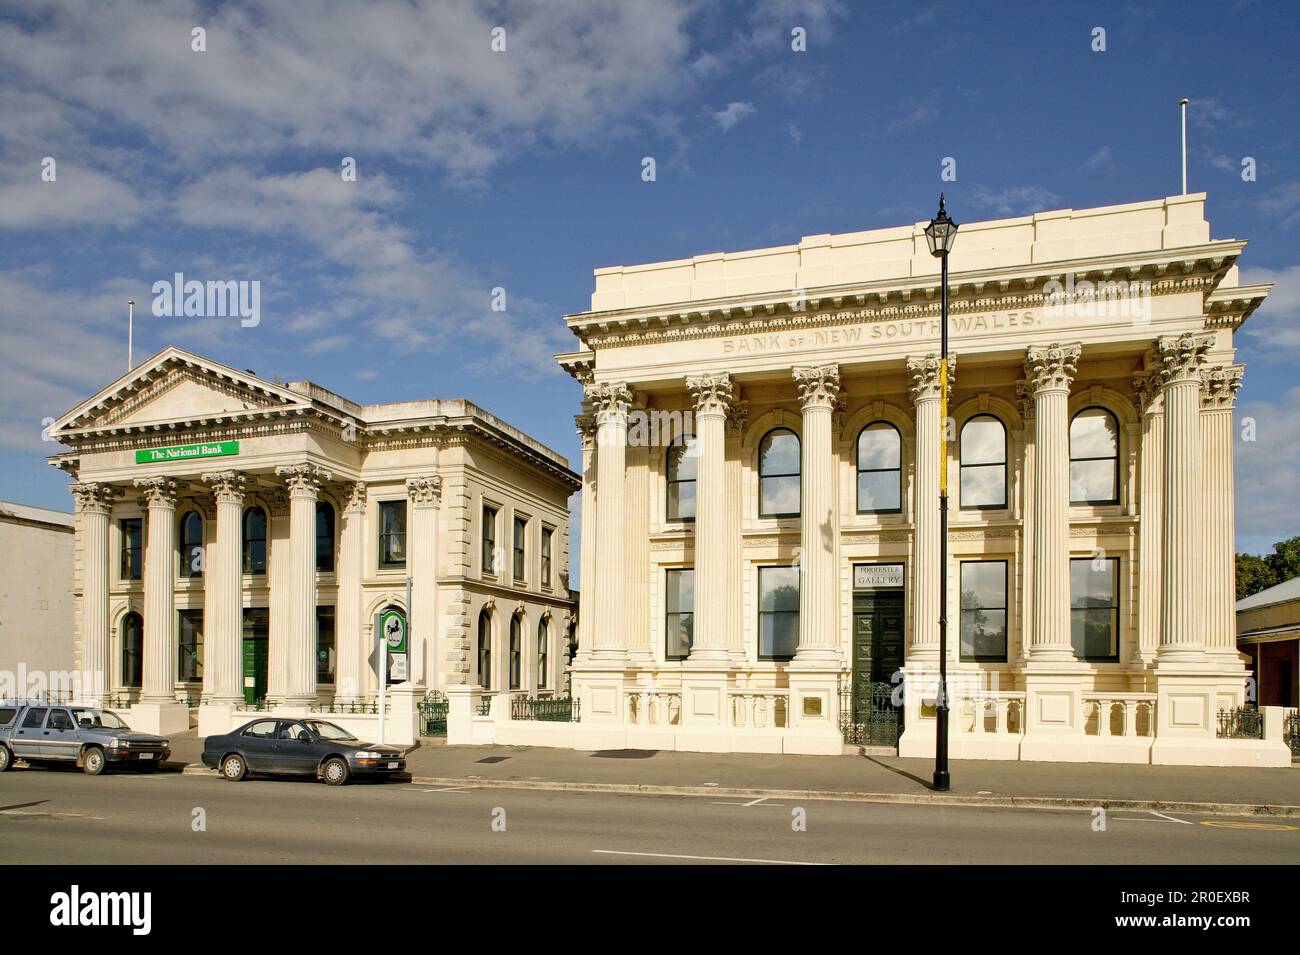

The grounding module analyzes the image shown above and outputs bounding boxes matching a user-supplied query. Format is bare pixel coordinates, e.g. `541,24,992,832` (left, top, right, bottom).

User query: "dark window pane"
316,606,336,683
1072,608,1119,659
179,511,203,578
177,609,204,682
960,561,1007,661
759,612,799,659
668,438,697,481
315,502,335,573
759,567,800,611
668,479,696,520
477,611,492,689
379,501,406,568
537,620,549,689
666,612,694,660
665,568,694,615
242,507,267,574
121,519,143,580
758,566,800,659
1069,558,1118,660
509,618,521,689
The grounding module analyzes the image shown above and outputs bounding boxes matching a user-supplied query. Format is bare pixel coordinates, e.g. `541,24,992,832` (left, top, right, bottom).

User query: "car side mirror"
298,735,315,743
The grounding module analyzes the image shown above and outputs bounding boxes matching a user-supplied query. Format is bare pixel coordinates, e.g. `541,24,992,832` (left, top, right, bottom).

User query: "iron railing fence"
839,680,902,746
311,699,380,715
511,696,580,722
1285,709,1299,758
418,692,449,736
1216,704,1264,739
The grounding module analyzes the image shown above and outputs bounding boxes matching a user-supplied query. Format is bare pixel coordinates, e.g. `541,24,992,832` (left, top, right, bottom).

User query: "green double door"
850,588,905,740
241,608,269,705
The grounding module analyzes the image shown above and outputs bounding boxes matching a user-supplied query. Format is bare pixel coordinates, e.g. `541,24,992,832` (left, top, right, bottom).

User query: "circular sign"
380,611,406,651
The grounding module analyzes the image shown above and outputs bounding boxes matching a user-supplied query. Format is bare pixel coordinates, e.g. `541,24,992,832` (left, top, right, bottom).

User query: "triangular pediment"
52,346,307,436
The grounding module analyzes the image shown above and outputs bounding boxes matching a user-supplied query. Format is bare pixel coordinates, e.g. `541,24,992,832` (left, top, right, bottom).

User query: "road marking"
1199,820,1297,831
711,800,786,807
592,849,828,865
0,809,107,821
743,796,770,807
415,787,473,794
1149,810,1193,825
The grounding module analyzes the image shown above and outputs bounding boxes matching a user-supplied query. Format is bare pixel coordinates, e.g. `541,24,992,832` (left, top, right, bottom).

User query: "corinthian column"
1024,342,1081,660
276,463,331,703
407,474,442,687
1201,364,1244,656
1155,333,1213,658
792,364,840,665
685,372,734,663
200,470,246,704
72,483,119,704
134,477,178,702
907,354,953,660
1133,370,1164,664
334,482,366,701
574,414,596,662
585,381,632,661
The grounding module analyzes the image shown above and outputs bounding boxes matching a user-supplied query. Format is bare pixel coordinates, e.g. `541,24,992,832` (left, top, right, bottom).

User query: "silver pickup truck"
0,702,172,775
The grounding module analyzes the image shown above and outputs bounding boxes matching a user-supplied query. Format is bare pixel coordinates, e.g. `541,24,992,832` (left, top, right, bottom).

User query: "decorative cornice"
1201,364,1244,410
906,353,956,404
276,463,332,498
1023,342,1082,395
792,363,840,411
1154,332,1213,386
685,372,735,417
201,470,247,506
406,474,443,508
71,482,121,515
133,476,178,509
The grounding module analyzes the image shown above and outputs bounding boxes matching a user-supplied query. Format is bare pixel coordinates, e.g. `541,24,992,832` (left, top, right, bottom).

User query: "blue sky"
1,0,1297,560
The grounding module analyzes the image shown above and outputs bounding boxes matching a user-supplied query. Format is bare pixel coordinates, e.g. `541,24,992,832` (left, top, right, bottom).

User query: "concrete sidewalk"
167,732,1300,816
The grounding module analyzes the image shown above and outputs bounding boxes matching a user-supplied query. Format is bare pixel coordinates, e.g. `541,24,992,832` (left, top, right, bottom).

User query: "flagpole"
127,299,135,371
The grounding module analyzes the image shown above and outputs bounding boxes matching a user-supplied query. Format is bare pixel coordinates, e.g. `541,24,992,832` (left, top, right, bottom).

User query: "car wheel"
321,757,349,786
221,754,247,782
0,745,11,772
83,747,106,776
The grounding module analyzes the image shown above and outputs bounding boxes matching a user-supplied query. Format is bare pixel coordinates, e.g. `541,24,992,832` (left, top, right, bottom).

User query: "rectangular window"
513,515,527,581
1071,557,1120,661
665,568,694,661
540,527,553,588
482,504,498,574
378,500,406,568
120,518,143,580
758,566,800,660
959,561,1008,662
316,606,336,684
177,609,204,682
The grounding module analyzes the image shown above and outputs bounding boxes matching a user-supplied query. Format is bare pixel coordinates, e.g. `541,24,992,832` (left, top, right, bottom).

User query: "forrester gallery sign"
134,441,239,465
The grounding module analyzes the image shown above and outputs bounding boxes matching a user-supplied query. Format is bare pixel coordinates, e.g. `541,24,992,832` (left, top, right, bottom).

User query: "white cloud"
0,164,149,229
1239,264,1300,355
1083,145,1114,171
787,123,803,145
967,185,1061,217
712,101,757,132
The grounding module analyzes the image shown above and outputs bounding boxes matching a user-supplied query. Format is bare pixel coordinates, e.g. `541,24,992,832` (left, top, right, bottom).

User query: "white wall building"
0,501,76,685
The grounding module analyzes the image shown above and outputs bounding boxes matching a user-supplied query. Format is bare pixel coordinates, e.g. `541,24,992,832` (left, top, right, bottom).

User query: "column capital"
133,476,178,509
1023,342,1081,396
276,463,331,499
907,353,956,404
1014,379,1036,421
724,399,750,438
342,480,367,513
1201,363,1244,410
406,474,443,508
686,372,735,417
574,413,596,449
71,482,121,515
583,380,633,422
1154,332,1213,386
792,363,840,411
1132,369,1163,415
201,469,247,505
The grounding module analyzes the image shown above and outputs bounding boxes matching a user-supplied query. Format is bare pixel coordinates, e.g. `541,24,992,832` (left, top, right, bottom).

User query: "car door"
41,708,80,760
238,720,281,772
10,707,47,759
274,721,320,776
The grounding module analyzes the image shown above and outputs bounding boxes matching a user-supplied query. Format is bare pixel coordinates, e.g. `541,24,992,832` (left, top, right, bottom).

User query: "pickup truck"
0,702,171,775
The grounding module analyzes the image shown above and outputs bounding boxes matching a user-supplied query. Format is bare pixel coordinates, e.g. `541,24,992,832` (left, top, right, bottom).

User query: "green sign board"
379,610,407,653
134,441,239,465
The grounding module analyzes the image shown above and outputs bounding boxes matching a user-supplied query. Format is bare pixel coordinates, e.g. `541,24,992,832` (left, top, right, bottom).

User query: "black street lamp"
924,194,958,792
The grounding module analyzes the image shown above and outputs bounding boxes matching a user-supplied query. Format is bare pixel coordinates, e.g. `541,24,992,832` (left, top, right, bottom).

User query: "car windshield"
70,709,130,730
304,720,357,741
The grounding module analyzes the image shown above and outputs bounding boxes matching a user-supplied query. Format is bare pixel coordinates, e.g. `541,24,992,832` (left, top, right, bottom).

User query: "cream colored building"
46,347,578,743
0,500,76,682
526,192,1289,766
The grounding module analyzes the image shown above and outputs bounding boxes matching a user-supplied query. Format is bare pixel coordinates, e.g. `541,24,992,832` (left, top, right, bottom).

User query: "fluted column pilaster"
574,415,596,663
792,364,839,665
200,470,245,704
1025,343,1081,660
907,355,952,659
1133,370,1164,663
586,381,632,660
276,464,331,703
135,477,178,702
334,482,366,701
407,475,442,687
1201,364,1243,655
686,372,734,662
72,483,118,704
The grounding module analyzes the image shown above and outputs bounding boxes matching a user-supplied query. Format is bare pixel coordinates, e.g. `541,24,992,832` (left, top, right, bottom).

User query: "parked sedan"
201,718,406,786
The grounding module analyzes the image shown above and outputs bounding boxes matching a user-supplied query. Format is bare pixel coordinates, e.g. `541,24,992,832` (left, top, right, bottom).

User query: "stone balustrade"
728,689,790,729
1082,693,1156,738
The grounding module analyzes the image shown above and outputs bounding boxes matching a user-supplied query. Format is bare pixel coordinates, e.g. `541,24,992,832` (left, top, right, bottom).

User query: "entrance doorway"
241,607,269,705
847,564,905,745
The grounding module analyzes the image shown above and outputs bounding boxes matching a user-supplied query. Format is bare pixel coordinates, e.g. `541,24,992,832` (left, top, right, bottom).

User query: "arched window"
242,506,267,573
666,432,697,521
759,428,801,517
857,422,902,513
959,415,1007,509
537,618,549,690
1070,407,1120,505
477,610,492,690
179,510,203,578
316,501,335,573
509,615,523,690
121,612,143,688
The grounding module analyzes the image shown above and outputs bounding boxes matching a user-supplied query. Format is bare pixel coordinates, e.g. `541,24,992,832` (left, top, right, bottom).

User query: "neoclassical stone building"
533,192,1288,765
47,347,578,741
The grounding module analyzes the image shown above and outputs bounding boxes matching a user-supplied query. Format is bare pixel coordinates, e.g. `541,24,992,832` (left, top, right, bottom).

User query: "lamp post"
924,194,958,792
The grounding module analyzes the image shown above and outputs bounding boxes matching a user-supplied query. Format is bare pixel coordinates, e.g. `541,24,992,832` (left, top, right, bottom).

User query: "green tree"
1264,536,1300,584
1235,553,1275,600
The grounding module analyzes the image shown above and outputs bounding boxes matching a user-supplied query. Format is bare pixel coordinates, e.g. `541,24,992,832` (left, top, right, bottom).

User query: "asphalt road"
1,764,1295,864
